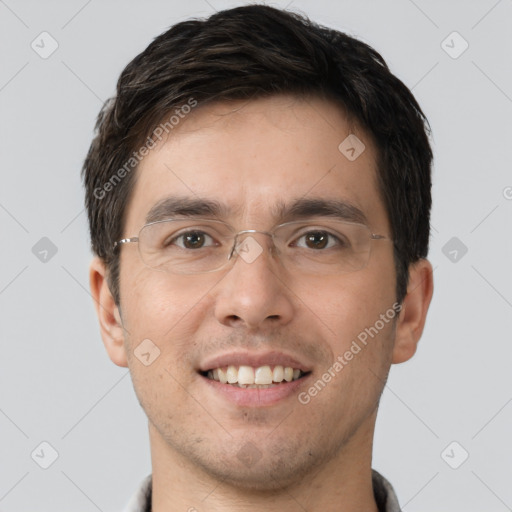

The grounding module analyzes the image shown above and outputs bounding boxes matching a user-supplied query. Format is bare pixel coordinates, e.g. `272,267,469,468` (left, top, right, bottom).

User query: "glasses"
113,218,392,275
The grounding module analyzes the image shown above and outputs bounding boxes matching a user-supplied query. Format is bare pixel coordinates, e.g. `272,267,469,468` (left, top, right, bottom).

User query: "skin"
89,95,433,512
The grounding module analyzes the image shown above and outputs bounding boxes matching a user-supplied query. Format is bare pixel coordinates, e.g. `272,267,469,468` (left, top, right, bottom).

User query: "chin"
194,445,328,493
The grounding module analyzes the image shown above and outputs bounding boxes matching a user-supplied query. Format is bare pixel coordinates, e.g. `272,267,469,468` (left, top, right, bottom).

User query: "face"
101,95,406,489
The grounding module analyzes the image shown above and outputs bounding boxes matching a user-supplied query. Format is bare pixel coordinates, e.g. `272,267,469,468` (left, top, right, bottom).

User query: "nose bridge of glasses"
230,228,279,260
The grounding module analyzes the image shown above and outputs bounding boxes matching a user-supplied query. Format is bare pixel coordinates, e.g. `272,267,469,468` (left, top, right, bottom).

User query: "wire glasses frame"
113,217,392,275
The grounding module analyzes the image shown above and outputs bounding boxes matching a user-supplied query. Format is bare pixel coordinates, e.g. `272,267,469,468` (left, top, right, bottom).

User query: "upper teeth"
206,365,302,386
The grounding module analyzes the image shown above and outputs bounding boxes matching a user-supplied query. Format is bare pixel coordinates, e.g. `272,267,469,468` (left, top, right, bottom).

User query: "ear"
392,259,434,364
89,256,128,367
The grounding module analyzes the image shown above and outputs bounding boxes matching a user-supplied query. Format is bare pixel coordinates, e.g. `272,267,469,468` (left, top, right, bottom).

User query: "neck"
148,410,380,512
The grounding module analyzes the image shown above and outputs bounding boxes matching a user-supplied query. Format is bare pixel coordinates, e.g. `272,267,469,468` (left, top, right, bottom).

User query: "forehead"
124,95,388,232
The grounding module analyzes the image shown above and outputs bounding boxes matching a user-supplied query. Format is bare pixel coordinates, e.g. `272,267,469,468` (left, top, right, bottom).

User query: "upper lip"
198,351,312,373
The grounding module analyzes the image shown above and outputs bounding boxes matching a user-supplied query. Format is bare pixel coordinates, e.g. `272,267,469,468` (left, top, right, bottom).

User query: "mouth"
200,364,310,388
197,352,313,406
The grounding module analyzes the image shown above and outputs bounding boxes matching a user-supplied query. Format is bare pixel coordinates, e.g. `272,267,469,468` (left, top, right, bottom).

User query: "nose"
213,231,295,331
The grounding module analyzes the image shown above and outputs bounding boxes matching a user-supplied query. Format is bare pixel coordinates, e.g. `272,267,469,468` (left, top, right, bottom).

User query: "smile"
197,351,313,406
202,364,308,388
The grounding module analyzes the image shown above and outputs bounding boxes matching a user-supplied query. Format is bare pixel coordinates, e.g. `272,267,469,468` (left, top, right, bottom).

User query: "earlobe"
89,257,128,368
392,259,434,364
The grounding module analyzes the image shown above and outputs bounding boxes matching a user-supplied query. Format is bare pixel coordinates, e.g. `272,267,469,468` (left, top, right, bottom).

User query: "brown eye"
168,231,215,249
304,231,329,249
183,232,207,249
295,230,347,250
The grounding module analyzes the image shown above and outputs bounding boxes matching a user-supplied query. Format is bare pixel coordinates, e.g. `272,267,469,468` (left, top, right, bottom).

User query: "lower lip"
200,374,311,407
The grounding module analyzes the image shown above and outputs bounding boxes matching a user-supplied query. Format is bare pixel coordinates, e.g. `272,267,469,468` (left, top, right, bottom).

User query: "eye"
166,230,217,250
293,229,348,250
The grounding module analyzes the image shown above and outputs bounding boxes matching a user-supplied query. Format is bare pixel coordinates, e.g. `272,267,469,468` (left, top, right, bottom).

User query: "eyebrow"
145,195,368,225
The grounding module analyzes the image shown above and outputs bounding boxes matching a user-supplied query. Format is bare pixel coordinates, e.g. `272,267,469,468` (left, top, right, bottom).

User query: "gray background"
1,0,511,510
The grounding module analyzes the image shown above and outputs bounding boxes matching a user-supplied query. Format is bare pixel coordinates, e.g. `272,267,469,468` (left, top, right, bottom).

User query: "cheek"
120,273,204,417
120,266,204,334
295,267,395,335
119,268,214,383
290,266,398,393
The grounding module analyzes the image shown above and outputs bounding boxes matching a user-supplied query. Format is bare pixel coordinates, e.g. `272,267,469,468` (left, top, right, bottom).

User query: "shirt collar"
371,469,402,512
123,470,402,512
123,474,152,512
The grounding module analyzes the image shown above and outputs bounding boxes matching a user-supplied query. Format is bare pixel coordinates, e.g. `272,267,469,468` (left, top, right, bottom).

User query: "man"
83,4,433,511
